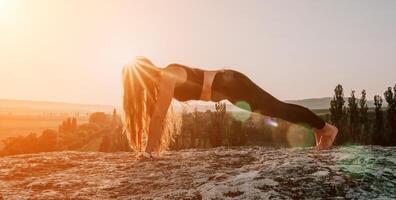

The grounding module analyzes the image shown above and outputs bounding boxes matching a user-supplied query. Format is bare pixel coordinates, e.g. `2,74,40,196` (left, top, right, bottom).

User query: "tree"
358,90,369,142
230,119,246,146
38,129,58,152
89,112,109,126
99,133,111,152
384,85,396,144
0,133,40,156
71,117,78,130
111,108,119,127
210,102,226,147
329,84,347,144
191,107,199,147
330,84,345,125
347,90,360,141
58,117,77,133
373,95,384,144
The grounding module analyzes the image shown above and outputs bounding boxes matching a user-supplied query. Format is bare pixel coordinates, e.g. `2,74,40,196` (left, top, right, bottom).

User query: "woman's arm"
145,68,179,153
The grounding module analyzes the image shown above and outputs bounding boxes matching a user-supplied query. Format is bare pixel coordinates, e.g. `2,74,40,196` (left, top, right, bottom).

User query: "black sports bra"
166,64,204,101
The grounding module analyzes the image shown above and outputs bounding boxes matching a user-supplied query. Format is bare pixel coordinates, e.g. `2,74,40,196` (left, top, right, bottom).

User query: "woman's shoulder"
165,63,188,70
164,63,187,72
167,63,191,75
161,64,188,83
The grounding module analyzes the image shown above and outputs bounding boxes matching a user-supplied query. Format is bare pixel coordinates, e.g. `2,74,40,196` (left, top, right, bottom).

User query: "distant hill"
0,99,119,116
179,97,381,113
0,97,383,116
286,97,381,110
286,97,333,110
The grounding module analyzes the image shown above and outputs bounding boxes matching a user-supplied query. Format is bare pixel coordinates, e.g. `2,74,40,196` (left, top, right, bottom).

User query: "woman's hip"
211,69,249,102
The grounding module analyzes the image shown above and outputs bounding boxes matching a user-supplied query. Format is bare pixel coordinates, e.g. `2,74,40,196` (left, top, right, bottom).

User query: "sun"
0,0,12,11
0,0,19,22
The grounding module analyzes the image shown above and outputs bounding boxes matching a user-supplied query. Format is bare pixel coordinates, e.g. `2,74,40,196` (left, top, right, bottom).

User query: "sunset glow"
1,0,395,105
1,1,396,199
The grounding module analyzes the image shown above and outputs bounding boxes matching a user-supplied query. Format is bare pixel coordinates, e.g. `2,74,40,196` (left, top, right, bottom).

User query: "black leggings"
211,70,325,129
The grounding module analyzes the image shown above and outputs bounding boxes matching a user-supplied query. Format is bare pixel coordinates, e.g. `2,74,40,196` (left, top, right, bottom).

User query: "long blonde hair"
122,57,161,151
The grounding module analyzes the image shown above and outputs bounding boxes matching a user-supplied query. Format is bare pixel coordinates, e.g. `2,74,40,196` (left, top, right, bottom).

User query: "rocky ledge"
0,146,395,199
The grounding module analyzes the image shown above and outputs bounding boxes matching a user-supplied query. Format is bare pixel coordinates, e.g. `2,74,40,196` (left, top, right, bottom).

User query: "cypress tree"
358,90,369,143
330,84,346,125
373,95,384,145
71,117,77,131
347,90,359,142
210,102,226,147
329,84,347,144
384,85,396,144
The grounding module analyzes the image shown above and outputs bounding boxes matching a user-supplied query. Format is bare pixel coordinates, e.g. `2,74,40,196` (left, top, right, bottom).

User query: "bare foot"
314,123,338,150
314,132,322,146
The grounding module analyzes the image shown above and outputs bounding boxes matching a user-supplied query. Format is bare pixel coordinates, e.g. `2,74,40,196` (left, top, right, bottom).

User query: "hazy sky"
1,0,395,105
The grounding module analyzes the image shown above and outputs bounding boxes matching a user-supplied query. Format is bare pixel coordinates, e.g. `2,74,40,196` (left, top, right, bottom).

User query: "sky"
1,0,395,106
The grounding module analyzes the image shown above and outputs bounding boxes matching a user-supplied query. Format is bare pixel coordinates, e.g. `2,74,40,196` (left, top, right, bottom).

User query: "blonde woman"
122,57,338,159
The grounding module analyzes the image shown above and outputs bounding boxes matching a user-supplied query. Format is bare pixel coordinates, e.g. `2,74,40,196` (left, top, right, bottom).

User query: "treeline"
168,103,248,150
168,102,316,150
2,84,395,156
328,84,396,145
0,109,131,157
169,84,396,149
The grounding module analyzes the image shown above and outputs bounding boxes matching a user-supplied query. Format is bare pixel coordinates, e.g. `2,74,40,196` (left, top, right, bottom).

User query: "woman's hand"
136,151,163,161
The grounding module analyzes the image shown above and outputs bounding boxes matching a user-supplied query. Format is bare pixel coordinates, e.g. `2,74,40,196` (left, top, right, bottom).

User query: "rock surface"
0,146,395,199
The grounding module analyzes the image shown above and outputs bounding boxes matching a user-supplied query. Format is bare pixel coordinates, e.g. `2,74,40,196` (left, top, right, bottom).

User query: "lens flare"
265,118,279,127
232,101,251,122
286,124,315,147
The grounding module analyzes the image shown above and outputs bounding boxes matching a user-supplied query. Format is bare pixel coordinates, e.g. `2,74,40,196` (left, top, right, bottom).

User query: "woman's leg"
212,70,326,129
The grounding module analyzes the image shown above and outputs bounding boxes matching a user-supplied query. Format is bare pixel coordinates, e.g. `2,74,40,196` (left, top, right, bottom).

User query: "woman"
122,57,338,159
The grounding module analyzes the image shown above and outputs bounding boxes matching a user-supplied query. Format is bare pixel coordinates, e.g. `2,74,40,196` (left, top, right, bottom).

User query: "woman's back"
166,64,204,101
